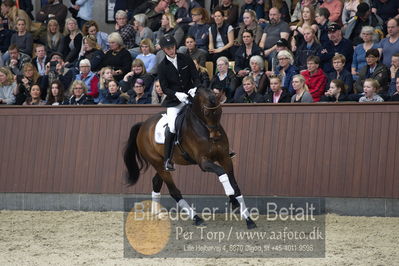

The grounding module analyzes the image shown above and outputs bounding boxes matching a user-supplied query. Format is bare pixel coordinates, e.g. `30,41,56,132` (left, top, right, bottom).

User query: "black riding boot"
164,129,176,171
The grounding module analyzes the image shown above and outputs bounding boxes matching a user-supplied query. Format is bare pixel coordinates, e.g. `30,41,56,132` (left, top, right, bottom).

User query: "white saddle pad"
154,114,168,144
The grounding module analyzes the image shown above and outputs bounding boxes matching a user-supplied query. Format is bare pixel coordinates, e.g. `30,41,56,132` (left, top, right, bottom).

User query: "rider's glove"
175,92,190,104
188,87,197,97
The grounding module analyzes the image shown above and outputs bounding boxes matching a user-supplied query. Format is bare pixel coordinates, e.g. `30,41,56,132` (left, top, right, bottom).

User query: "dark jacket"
274,64,299,95
295,41,322,71
128,93,152,104
354,63,390,93
326,69,354,94
187,23,210,51
77,49,105,72
235,91,265,103
209,69,238,101
210,22,230,49
238,1,264,23
264,90,291,103
60,33,83,63
158,53,200,107
119,73,154,95
0,28,15,54
319,38,354,74
100,91,127,104
101,48,132,82
234,43,263,73
67,94,95,105
319,94,349,102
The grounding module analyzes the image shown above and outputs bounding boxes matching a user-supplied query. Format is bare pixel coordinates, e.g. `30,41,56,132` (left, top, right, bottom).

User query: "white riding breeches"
167,102,185,133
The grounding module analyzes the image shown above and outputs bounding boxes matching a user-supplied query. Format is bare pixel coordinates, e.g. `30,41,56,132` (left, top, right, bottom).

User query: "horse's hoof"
230,198,240,212
246,217,257,230
193,215,205,226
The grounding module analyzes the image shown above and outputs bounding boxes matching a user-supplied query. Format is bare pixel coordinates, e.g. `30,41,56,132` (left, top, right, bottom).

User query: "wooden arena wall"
0,104,398,199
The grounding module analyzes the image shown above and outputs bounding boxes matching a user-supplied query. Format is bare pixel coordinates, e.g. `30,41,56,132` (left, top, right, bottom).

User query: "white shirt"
166,54,178,70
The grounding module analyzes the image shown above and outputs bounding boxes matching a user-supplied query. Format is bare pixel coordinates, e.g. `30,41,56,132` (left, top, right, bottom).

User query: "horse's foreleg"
200,159,257,229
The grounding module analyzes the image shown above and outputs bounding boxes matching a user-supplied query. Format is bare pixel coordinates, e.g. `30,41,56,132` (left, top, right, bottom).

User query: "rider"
157,36,200,171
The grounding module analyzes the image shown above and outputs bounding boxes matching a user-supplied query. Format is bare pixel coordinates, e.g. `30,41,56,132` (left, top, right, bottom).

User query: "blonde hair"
22,63,40,84
108,32,124,47
83,35,100,50
140,38,155,54
0,67,15,86
46,19,62,50
277,50,294,65
99,67,114,90
293,74,309,91
163,12,177,28
69,80,88,95
64,17,81,36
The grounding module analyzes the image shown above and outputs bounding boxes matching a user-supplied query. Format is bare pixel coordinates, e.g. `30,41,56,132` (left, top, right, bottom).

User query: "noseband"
199,103,222,141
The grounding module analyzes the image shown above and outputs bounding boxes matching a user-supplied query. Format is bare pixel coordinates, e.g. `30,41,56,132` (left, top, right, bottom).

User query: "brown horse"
123,88,256,229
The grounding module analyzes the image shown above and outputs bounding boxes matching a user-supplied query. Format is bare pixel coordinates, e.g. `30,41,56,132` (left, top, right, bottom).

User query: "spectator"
97,67,114,102
60,17,83,65
238,0,264,23
22,84,46,105
19,0,34,21
66,80,94,105
234,29,263,79
388,53,399,96
212,87,229,103
377,18,399,68
352,26,379,79
235,55,270,100
128,78,151,104
174,0,200,33
371,0,399,29
119,59,154,95
315,7,330,46
270,38,291,72
42,52,74,93
342,0,361,26
354,48,389,94
156,12,185,50
0,15,14,56
291,0,320,23
259,8,290,63
151,79,166,104
36,0,68,30
344,3,383,46
114,10,136,50
290,6,319,51
319,22,354,74
5,45,31,76
291,74,314,103
326,54,353,94
320,79,349,102
32,44,48,76
77,35,105,73
15,63,45,105
101,32,132,82
193,58,210,88
133,0,169,32
99,80,127,104
75,59,99,100
301,55,327,102
271,50,299,95
235,10,263,47
264,75,291,103
114,0,145,19
294,26,322,71
1,0,32,31
208,9,235,64
178,35,207,67
389,76,399,101
70,0,94,29
187,7,210,51
40,18,63,56
234,76,265,103
133,13,154,47
320,0,343,24
213,0,239,28
209,56,237,102
46,80,67,105
0,66,16,104
264,0,291,24
136,38,157,74
82,20,109,52
10,18,32,57
359,78,384,102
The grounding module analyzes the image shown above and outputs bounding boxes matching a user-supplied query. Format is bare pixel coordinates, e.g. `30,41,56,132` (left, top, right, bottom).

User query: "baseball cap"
328,22,341,32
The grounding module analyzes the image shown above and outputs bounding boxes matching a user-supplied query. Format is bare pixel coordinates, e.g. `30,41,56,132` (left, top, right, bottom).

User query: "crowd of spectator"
1,0,399,106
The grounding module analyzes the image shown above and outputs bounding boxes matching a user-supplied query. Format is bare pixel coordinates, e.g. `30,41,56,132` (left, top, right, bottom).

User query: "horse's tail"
123,122,148,186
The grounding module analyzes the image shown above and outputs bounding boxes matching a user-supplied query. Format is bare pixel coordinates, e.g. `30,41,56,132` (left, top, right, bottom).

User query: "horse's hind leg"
151,174,163,214
199,158,256,229
154,166,204,226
